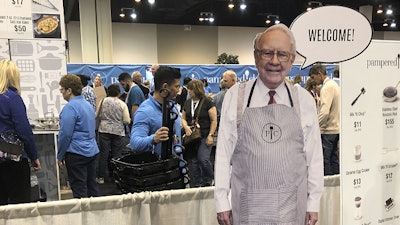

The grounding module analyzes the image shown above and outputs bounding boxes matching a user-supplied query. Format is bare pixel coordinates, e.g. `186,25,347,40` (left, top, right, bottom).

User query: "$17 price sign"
11,0,24,6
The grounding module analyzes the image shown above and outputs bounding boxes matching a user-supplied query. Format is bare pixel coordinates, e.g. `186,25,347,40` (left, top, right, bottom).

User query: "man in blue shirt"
57,74,99,198
130,67,182,156
118,73,145,124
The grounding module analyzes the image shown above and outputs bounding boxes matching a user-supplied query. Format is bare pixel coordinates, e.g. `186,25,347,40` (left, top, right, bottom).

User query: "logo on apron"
262,123,281,143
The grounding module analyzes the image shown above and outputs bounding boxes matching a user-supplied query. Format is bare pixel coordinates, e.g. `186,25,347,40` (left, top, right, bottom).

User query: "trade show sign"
292,5,400,225
0,0,65,39
341,40,400,224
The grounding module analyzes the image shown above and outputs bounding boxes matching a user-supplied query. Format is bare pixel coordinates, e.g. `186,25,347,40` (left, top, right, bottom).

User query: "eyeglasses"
255,49,291,62
59,88,64,92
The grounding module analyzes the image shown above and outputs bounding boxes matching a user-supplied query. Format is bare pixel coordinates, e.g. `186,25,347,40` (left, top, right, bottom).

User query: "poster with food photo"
32,13,61,38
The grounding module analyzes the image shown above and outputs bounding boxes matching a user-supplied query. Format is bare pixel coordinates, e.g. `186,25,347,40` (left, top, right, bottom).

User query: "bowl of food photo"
383,81,399,102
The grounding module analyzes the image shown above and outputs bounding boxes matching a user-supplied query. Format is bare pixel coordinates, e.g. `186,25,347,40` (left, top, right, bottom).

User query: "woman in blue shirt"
57,74,99,198
0,60,41,205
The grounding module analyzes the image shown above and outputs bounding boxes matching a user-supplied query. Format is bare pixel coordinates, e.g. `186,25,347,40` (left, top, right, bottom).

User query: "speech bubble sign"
290,6,373,69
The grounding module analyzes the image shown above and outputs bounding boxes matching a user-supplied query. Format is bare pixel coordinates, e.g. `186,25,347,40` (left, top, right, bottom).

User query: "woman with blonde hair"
0,60,41,205
182,79,217,187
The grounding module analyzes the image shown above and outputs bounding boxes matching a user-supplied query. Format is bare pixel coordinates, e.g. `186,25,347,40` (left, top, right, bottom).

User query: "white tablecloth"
0,175,340,225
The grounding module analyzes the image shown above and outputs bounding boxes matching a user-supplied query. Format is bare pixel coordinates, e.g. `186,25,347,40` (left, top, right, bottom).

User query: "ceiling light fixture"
376,5,383,14
390,20,396,28
228,0,234,9
199,12,214,23
119,8,137,20
386,8,393,15
148,0,155,5
383,19,389,27
306,1,322,11
135,0,141,2
119,8,125,18
130,11,137,19
265,15,280,25
240,1,247,10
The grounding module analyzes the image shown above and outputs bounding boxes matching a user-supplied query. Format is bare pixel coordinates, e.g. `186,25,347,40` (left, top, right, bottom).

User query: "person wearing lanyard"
214,24,323,225
182,79,217,187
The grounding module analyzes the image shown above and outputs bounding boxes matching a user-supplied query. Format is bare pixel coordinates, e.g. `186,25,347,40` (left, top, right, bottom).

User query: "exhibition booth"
1,1,400,225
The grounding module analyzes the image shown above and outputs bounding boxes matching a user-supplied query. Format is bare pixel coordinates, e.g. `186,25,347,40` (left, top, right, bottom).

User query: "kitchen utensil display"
42,95,62,115
21,86,37,91
32,0,58,11
20,74,36,83
10,41,34,56
385,197,395,211
27,95,39,119
37,43,59,53
354,196,362,220
16,59,35,72
383,81,400,102
39,53,62,70
351,87,365,106
354,145,361,161
46,80,59,100
39,72,45,92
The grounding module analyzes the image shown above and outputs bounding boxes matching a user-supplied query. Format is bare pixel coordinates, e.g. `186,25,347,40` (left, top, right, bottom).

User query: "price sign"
14,24,27,33
386,173,393,182
385,118,395,126
353,178,361,187
353,121,362,132
11,0,24,6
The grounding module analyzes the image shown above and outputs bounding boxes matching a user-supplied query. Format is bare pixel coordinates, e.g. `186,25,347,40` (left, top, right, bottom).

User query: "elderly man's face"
223,74,235,89
254,30,294,89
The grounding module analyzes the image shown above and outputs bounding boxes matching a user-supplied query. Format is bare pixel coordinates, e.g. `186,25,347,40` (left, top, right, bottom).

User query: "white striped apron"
231,82,307,225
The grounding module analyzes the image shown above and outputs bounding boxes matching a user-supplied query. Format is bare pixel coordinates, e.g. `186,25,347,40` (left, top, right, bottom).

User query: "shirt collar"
256,77,286,100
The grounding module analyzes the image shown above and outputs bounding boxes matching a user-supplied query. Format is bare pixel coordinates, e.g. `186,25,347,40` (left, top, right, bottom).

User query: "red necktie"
268,90,276,105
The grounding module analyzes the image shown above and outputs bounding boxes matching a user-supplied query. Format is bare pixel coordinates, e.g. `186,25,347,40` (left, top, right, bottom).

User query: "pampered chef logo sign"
366,54,400,69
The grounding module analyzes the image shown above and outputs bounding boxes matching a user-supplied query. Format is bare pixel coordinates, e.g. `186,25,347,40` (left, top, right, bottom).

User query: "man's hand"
305,211,318,225
153,126,169,144
217,210,233,225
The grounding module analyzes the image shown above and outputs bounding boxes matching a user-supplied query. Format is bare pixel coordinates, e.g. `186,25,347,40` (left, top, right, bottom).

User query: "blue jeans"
97,132,125,178
321,134,340,175
186,138,214,187
65,152,99,198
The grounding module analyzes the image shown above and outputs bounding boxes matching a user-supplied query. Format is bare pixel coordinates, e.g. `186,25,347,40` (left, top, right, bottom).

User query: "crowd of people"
0,23,343,225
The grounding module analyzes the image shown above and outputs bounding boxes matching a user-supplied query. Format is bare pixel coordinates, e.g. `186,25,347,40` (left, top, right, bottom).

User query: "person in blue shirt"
57,74,99,198
130,66,182,156
0,60,41,205
118,72,145,125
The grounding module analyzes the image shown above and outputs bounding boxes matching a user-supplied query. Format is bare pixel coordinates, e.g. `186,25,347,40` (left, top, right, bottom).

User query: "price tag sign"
353,121,362,132
0,0,33,39
11,0,24,6
386,173,393,182
353,177,361,188
385,118,395,128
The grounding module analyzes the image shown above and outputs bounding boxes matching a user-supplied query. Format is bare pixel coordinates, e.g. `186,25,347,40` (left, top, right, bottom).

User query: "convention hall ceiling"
63,0,400,32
